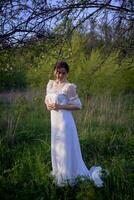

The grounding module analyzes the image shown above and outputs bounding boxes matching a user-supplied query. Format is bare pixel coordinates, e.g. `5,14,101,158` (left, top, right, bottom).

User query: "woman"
45,61,103,187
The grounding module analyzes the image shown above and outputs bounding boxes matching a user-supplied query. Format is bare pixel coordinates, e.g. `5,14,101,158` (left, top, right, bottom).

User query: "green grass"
0,92,134,200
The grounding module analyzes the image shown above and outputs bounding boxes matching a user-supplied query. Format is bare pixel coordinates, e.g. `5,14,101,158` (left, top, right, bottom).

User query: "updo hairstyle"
54,61,69,73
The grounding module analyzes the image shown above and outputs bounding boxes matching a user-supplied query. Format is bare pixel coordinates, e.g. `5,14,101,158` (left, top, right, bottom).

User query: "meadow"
0,90,133,200
0,28,134,200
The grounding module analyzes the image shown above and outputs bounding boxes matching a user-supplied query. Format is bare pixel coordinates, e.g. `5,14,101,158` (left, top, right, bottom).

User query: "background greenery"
0,25,134,199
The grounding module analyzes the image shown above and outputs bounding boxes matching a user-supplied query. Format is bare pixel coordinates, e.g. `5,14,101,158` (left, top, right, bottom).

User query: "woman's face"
54,67,67,81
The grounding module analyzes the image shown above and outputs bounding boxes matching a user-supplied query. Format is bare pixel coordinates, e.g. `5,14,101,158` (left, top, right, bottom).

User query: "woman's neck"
55,79,67,84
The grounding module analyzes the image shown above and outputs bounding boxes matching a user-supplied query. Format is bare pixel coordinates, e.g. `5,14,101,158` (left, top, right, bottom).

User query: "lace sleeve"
44,80,53,104
46,80,53,94
67,84,82,109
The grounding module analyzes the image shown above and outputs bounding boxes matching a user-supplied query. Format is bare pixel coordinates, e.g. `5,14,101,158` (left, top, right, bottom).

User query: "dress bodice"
45,80,82,108
46,88,68,105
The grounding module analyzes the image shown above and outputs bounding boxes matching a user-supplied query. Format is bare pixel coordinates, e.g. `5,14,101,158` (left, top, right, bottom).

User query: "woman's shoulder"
46,79,54,89
66,82,77,89
47,79,54,83
62,82,77,94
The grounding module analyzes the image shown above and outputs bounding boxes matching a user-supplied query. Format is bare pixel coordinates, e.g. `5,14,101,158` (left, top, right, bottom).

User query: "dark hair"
54,61,69,73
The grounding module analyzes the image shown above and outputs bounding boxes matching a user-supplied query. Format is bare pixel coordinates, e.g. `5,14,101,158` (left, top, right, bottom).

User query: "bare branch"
0,0,133,50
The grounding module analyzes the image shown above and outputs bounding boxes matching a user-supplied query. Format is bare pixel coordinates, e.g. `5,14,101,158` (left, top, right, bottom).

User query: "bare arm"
45,102,81,111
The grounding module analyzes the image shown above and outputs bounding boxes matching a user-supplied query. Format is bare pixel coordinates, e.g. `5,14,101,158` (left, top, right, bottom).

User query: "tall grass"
0,91,133,200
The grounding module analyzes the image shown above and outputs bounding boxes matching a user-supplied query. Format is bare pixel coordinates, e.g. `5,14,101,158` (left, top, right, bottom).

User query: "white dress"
45,80,103,187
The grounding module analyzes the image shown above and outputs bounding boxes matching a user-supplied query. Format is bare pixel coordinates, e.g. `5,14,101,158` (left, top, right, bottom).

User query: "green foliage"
0,50,27,90
0,92,133,200
0,27,133,199
0,13,134,200
71,50,134,97
0,30,134,95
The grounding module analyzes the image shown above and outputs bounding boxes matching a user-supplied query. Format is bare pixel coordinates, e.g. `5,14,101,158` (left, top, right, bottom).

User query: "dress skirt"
50,109,103,187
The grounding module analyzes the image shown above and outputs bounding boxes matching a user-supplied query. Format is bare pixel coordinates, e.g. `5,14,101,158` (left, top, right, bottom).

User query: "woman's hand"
46,103,62,111
45,101,81,111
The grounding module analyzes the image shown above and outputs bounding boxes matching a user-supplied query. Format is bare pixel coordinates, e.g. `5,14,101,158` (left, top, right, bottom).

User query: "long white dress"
45,80,103,187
